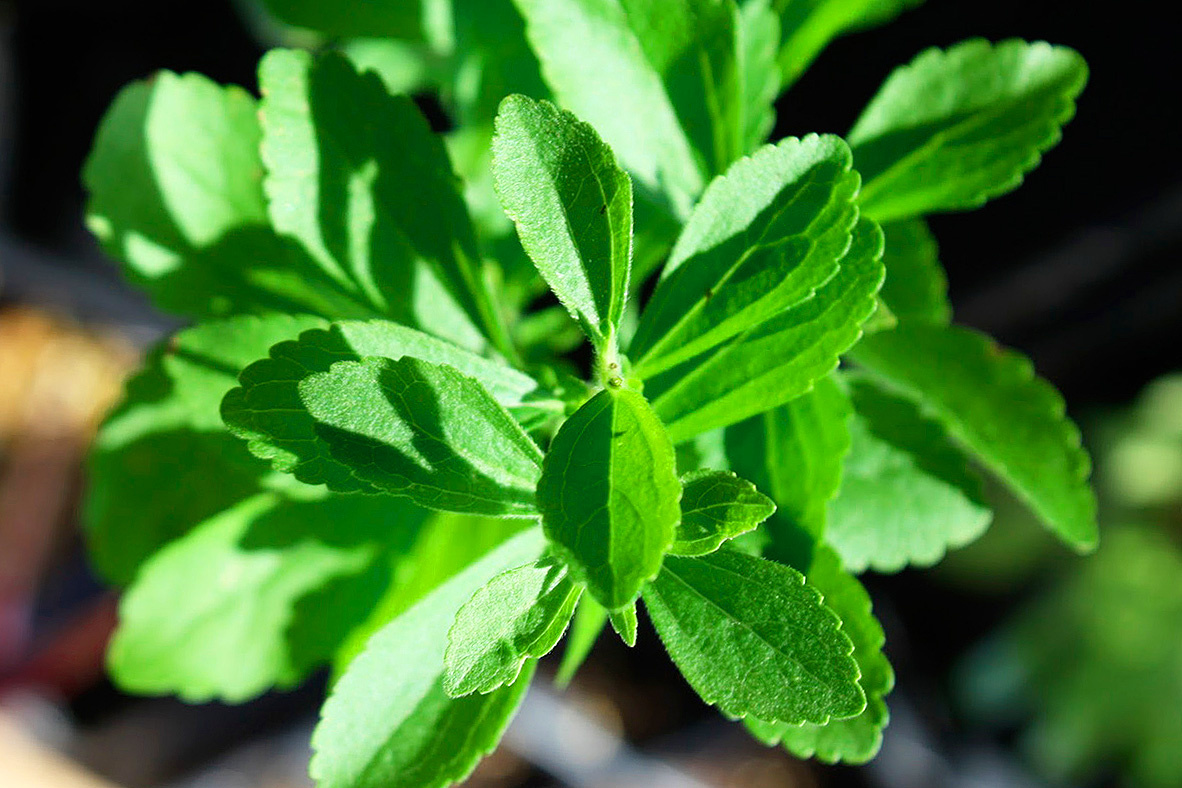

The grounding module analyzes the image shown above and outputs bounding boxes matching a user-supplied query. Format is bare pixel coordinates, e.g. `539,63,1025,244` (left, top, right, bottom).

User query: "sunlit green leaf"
671,470,777,556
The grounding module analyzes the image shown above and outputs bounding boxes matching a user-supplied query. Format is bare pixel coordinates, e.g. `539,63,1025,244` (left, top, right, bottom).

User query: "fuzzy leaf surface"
445,560,581,696
492,95,633,346
631,134,859,376
87,314,324,584
643,549,864,723
850,39,1088,223
297,357,543,516
537,388,680,610
744,541,893,763
671,470,777,556
826,374,992,572
878,218,950,324
726,373,853,538
259,49,503,350
109,490,426,702
851,324,1097,550
222,320,556,494
310,529,545,788
651,217,884,443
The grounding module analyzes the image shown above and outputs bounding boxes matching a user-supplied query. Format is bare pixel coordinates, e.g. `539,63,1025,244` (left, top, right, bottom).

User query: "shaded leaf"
537,387,680,609
826,374,992,572
878,218,950,324
261,0,424,38
726,374,853,538
109,490,426,702
222,320,557,494
310,530,546,788
850,324,1097,550
298,357,543,516
87,314,324,585
555,596,609,687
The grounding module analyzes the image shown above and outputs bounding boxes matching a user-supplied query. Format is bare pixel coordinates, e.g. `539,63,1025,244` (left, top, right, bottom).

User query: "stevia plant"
83,0,1097,783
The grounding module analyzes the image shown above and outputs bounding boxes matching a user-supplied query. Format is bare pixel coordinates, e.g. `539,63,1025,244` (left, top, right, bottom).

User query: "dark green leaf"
492,95,633,348
726,373,852,538
222,320,557,494
878,218,950,324
643,549,864,723
310,529,546,788
850,39,1088,223
650,217,884,443
851,324,1097,550
109,490,426,702
537,387,680,609
826,374,992,571
445,560,581,696
297,357,543,516
86,314,324,585
671,470,777,556
631,134,859,377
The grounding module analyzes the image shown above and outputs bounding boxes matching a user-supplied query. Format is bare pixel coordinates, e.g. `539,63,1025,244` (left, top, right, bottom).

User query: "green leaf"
492,95,633,347
643,549,864,723
450,0,551,127
725,373,853,538
763,0,921,90
744,541,893,764
222,320,557,494
737,1,781,151
513,0,742,218
826,374,992,572
850,39,1088,223
444,559,581,696
671,470,777,556
609,604,639,647
537,387,680,610
259,49,510,353
310,529,545,788
297,357,543,516
109,490,426,703
86,314,324,585
850,324,1097,550
260,0,424,38
335,514,531,673
631,134,859,377
555,596,609,687
878,218,951,324
650,216,884,443
83,72,357,320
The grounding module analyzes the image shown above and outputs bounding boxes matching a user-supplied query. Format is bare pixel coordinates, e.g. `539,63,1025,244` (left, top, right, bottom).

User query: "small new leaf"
850,39,1088,222
643,549,864,724
851,324,1097,550
555,596,609,687
445,559,580,697
671,470,777,557
609,604,639,647
492,95,633,348
631,134,859,376
537,388,681,610
298,357,543,516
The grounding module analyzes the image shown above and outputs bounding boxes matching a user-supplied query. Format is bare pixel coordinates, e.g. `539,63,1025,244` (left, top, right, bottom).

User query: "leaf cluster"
83,0,1095,782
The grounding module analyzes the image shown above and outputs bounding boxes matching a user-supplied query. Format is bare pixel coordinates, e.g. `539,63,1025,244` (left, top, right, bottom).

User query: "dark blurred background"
1,1,1179,787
